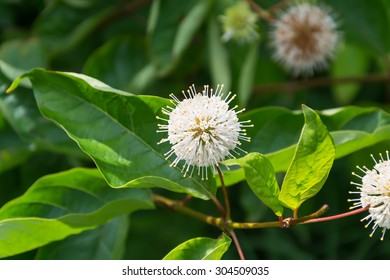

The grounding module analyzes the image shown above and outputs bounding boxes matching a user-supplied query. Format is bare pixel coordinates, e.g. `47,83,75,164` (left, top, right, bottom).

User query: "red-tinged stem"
303,206,369,224
228,230,246,260
246,0,274,22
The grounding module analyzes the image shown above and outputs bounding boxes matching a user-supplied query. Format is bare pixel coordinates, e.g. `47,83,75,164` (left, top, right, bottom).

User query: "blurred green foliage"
0,0,390,259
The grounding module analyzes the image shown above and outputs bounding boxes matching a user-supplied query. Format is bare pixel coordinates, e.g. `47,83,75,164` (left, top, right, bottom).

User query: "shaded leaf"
224,152,283,216
0,120,32,174
0,168,153,258
34,1,115,55
35,215,129,260
0,85,83,157
163,233,231,260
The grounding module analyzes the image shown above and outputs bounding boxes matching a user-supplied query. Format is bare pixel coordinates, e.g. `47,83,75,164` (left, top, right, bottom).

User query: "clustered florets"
157,84,252,180
350,152,390,240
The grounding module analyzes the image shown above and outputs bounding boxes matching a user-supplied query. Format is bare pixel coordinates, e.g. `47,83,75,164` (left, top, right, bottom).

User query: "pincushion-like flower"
270,3,340,75
350,152,390,240
220,1,259,43
157,84,252,180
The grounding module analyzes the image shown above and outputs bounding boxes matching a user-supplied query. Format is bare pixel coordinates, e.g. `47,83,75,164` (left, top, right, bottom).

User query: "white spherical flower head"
270,3,339,75
157,84,252,180
350,152,390,240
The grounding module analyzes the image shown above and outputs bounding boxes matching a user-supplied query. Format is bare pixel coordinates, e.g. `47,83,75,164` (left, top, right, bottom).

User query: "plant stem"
302,205,369,224
246,0,274,22
97,0,150,29
210,195,227,219
216,165,231,220
227,230,246,260
268,0,291,13
153,194,223,229
293,208,299,219
153,194,369,231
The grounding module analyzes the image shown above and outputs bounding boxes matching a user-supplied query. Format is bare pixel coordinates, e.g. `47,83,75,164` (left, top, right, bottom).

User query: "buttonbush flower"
220,1,259,44
157,84,252,180
350,152,390,240
270,3,340,75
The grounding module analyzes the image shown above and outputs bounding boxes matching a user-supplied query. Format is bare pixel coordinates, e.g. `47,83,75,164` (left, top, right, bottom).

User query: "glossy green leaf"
279,105,335,210
35,215,129,260
207,18,231,91
163,233,231,260
0,168,153,258
224,152,283,216
8,69,215,199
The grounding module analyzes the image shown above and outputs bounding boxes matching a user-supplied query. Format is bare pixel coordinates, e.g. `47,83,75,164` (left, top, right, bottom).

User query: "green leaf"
224,152,283,216
0,85,83,157
0,218,89,259
35,215,129,260
207,18,231,91
9,69,215,199
0,120,32,174
278,105,335,210
163,233,231,260
0,168,153,258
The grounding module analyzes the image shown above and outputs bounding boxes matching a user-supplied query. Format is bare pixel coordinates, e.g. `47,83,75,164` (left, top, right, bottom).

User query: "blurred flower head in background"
350,152,390,240
270,3,340,76
220,1,259,44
